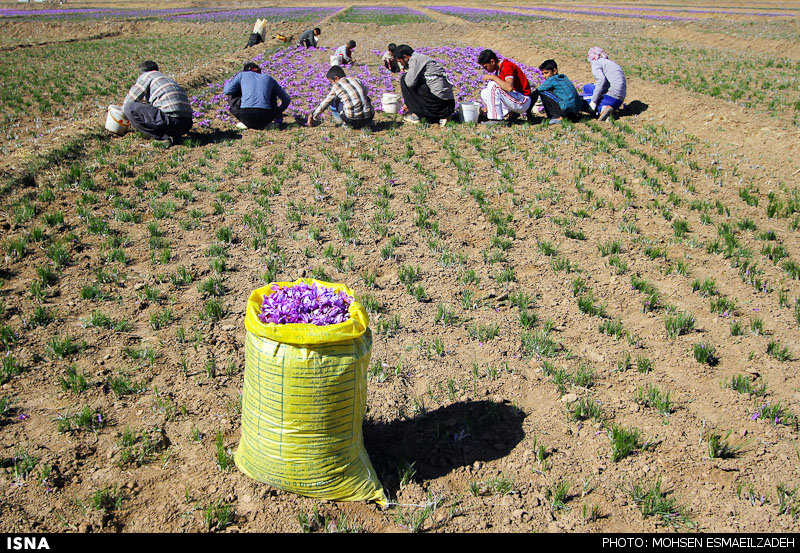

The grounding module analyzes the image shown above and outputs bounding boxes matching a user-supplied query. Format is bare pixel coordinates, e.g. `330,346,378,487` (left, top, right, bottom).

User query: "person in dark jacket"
223,62,291,130
394,44,455,127
298,27,321,48
245,32,263,48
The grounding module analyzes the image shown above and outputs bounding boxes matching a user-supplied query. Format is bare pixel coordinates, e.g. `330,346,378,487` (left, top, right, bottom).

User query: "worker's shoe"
598,105,614,121
155,136,174,148
267,117,284,130
404,114,421,124
439,117,449,128
235,122,248,130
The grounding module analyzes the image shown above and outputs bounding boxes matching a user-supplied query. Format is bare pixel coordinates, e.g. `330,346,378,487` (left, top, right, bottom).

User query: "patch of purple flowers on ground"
258,282,353,326
425,6,557,22
168,7,341,23
341,6,431,20
512,5,698,21
189,44,556,126
347,6,429,16
0,7,213,19
572,5,797,17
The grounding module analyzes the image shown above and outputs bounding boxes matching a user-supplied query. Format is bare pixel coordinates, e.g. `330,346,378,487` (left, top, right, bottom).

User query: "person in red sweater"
477,49,532,125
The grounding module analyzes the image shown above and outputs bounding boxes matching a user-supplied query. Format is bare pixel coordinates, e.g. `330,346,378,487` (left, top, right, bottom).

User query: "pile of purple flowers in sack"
258,282,353,326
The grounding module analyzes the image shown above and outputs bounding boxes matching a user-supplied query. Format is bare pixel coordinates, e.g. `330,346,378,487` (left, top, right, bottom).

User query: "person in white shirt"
334,40,356,65
382,43,399,73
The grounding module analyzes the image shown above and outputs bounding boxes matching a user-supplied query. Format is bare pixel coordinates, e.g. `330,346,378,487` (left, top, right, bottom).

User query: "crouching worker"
123,60,192,147
245,20,264,48
395,44,455,127
306,66,374,130
382,43,400,73
584,47,626,121
245,32,263,48
298,27,321,48
477,49,531,125
530,59,585,125
224,62,291,130
334,40,357,64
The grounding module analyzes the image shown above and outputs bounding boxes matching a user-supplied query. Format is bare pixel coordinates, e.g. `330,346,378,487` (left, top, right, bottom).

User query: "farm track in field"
0,31,125,52
1,3,800,533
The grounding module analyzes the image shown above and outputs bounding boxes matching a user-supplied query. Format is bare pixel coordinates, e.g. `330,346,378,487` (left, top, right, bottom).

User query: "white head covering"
587,47,609,63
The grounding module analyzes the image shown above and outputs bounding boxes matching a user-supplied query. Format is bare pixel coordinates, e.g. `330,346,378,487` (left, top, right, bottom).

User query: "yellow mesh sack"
235,278,387,506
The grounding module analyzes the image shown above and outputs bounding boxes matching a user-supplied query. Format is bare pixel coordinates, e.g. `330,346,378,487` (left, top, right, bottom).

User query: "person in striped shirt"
123,60,192,147
306,66,374,130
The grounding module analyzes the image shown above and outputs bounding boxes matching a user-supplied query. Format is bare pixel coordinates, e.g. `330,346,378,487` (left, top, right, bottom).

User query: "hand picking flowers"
258,282,353,325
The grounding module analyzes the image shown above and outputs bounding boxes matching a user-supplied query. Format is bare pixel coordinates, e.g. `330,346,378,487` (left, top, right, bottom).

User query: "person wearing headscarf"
584,47,626,121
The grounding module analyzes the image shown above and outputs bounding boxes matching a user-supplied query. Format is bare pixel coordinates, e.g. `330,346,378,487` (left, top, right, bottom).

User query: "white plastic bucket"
381,93,400,114
105,104,130,135
330,55,341,66
460,101,480,124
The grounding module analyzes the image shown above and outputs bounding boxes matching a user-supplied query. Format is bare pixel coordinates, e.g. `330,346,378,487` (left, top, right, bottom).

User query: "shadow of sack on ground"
364,399,526,496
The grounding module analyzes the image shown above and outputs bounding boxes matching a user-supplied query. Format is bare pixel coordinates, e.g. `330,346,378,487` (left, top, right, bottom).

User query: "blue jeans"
330,98,372,129
582,84,623,115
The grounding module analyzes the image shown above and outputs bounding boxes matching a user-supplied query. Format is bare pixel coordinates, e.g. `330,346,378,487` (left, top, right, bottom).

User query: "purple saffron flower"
259,282,353,326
